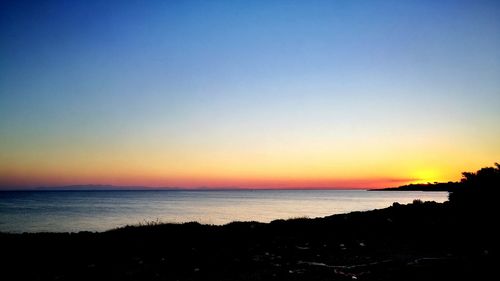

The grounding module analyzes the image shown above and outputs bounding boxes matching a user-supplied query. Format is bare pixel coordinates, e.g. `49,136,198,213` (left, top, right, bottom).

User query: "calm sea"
0,190,448,233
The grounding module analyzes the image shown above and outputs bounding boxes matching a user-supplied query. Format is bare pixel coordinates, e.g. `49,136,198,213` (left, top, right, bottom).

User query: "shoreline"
0,197,445,235
1,190,448,233
1,200,494,280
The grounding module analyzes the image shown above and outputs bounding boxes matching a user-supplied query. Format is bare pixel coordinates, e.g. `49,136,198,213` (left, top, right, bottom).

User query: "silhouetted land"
1,164,498,281
374,181,459,191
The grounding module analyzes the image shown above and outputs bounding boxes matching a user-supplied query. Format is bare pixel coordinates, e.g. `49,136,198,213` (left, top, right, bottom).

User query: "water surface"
0,190,448,233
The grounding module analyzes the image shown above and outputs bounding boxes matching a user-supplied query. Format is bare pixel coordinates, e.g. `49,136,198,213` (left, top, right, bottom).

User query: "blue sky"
1,0,499,188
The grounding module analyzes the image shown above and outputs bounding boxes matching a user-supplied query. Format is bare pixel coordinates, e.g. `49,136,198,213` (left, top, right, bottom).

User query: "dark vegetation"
449,163,500,208
377,163,500,200
0,164,498,281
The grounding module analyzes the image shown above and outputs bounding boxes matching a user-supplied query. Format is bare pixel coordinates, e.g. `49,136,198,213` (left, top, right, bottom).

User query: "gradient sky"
1,0,499,189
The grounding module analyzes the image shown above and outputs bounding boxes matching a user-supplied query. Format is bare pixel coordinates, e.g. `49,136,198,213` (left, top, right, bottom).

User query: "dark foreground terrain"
0,200,496,281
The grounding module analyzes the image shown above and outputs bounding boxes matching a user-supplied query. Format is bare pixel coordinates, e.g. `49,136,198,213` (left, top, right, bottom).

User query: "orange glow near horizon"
2,131,490,189
0,173,418,189
0,130,494,190
0,137,494,189
0,157,477,189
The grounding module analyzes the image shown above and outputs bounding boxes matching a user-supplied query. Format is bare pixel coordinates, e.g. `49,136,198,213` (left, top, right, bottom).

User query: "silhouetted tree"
449,163,500,210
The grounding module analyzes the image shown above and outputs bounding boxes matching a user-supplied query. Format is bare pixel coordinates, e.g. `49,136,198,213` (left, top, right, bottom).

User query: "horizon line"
0,184,382,191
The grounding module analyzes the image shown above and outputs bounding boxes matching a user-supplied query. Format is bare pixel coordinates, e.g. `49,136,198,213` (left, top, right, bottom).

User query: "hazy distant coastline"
32,185,183,191
0,181,463,192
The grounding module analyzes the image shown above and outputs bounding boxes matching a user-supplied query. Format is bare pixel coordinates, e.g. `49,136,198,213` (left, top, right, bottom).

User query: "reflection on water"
0,190,448,233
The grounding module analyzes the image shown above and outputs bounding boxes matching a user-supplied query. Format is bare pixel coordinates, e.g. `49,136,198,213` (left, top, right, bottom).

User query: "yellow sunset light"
412,169,440,184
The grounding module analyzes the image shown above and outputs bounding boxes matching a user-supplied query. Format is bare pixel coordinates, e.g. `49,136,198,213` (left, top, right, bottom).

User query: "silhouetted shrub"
449,163,500,210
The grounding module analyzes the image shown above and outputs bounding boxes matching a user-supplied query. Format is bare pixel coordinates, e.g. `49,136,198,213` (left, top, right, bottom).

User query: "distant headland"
373,182,458,192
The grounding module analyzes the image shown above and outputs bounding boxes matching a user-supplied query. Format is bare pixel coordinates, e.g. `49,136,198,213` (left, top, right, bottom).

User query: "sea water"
0,190,448,233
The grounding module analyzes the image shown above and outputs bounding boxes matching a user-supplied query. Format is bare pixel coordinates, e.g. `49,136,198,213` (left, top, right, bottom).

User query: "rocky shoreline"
0,200,495,281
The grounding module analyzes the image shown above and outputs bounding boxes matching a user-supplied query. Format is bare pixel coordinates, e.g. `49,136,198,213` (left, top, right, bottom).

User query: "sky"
1,0,499,189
